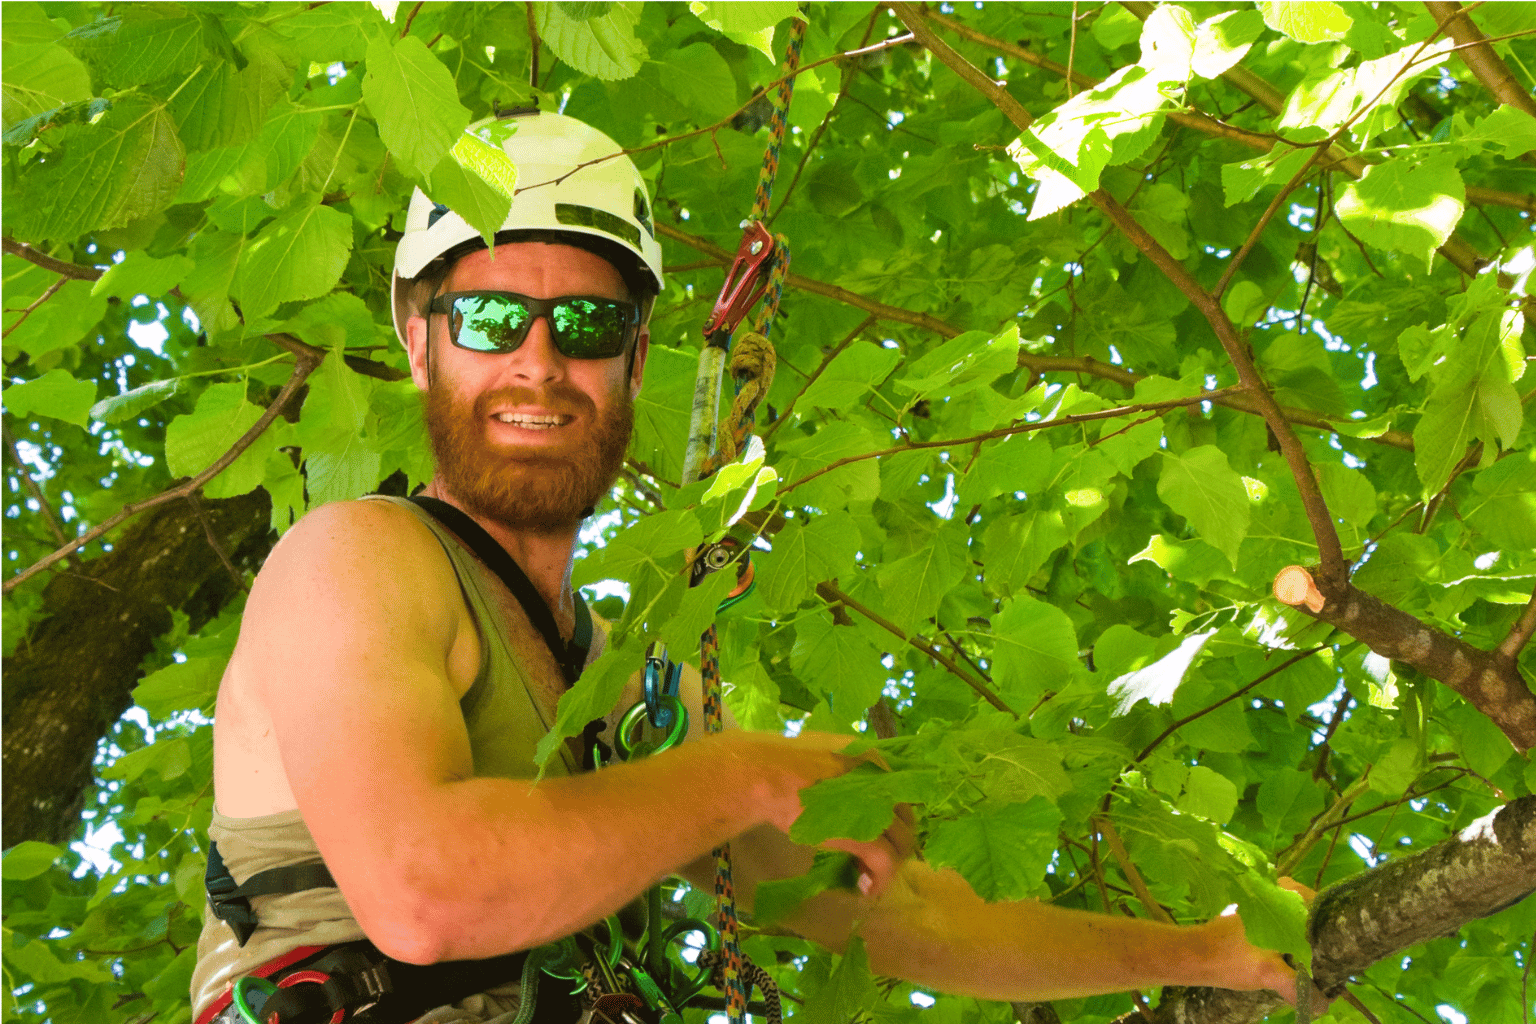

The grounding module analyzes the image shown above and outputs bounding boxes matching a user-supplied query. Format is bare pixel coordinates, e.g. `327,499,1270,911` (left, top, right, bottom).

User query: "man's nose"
498,316,564,386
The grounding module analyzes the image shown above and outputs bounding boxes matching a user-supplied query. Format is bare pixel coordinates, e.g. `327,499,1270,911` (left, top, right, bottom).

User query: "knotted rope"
696,14,806,1024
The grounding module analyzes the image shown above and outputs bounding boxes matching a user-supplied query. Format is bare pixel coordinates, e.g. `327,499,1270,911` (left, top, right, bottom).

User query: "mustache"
471,385,594,419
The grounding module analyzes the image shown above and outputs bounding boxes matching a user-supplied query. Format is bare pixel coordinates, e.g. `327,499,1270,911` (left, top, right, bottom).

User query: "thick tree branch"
1425,2,1536,120
1131,796,1536,1023
814,581,1016,716
1274,566,1536,753
4,340,322,595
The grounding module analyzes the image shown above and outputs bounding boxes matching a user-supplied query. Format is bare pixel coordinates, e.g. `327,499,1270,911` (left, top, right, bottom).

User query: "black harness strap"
206,842,337,947
407,496,592,685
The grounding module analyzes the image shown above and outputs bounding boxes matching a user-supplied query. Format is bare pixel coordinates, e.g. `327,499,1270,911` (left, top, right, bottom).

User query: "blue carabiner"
643,642,684,729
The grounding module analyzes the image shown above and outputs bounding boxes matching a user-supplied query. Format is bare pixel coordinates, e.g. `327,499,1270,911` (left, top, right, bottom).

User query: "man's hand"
1200,877,1330,1014
735,730,917,899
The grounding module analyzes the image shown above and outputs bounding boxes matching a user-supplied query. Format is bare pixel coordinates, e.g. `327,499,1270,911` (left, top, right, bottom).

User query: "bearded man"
191,112,1305,1024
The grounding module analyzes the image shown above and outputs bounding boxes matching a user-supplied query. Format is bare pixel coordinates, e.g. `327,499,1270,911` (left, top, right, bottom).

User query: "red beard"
422,378,632,533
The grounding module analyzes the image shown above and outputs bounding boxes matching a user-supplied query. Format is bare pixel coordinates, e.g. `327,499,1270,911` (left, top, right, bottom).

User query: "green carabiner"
540,915,624,983
657,917,721,1006
232,975,278,1024
615,695,688,760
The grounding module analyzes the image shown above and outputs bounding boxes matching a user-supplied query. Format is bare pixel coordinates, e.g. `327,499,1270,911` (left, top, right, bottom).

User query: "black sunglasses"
430,291,641,360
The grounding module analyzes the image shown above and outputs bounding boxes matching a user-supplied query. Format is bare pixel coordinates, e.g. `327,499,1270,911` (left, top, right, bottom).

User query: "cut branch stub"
1273,568,1536,753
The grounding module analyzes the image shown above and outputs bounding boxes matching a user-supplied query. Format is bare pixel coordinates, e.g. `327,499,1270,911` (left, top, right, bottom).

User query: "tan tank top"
191,496,601,1018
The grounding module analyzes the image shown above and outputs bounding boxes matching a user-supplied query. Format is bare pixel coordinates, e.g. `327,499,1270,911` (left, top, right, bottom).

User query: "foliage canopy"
4,2,1536,1023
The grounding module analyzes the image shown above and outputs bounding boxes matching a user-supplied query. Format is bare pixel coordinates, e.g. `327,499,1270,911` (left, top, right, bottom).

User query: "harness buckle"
702,222,776,344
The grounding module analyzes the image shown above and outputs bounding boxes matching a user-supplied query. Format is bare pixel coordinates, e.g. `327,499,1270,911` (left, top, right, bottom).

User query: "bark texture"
2,490,274,846
1128,796,1536,1023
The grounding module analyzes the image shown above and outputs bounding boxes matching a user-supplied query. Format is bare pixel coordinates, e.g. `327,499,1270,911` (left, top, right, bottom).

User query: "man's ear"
405,314,431,390
629,327,650,399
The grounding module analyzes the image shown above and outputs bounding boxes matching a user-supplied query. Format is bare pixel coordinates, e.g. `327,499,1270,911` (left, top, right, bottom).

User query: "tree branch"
1088,189,1348,583
4,422,81,569
783,387,1243,494
1497,586,1536,666
1137,796,1536,1022
814,581,1017,716
1274,566,1536,753
2,275,68,340
1425,2,1536,119
1094,816,1175,924
4,340,323,595
2,237,104,280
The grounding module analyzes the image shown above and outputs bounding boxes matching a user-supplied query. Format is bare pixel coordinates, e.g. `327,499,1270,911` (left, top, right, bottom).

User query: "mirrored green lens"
551,298,630,358
454,295,532,352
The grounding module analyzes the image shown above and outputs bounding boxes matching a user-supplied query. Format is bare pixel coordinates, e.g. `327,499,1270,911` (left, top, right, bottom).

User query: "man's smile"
490,411,575,429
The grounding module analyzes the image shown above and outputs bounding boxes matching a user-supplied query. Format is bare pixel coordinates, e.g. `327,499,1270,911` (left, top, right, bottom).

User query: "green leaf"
981,510,1067,596
801,936,878,1024
3,368,97,426
90,377,181,424
1191,10,1264,80
573,509,703,588
1336,154,1465,273
1177,765,1239,823
1107,629,1215,715
1278,39,1451,145
651,42,737,122
362,33,471,179
535,2,646,81
169,41,293,152
102,736,192,783
791,764,941,844
2,43,91,125
990,594,1079,708
791,612,888,722
90,251,195,300
1,841,62,881
752,850,860,927
1465,449,1536,551
688,1,797,59
1221,144,1312,207
533,639,641,770
232,194,353,319
134,656,224,717
1318,463,1377,530
1158,445,1250,569
798,342,902,410
8,98,184,240
163,381,278,496
1232,872,1312,971
895,325,1021,401
759,510,859,613
924,797,1063,901
956,434,1054,507
68,15,206,88
426,125,519,244
1454,104,1536,159
876,521,967,633
1257,1,1352,43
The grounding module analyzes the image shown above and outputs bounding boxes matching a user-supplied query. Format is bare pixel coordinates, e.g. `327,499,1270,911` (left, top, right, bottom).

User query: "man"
192,111,1302,1024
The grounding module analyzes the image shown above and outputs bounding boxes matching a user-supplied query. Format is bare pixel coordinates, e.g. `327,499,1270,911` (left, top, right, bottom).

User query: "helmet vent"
634,189,654,238
427,203,451,228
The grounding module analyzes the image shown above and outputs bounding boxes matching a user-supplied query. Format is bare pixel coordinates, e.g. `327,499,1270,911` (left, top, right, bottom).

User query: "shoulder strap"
406,496,591,686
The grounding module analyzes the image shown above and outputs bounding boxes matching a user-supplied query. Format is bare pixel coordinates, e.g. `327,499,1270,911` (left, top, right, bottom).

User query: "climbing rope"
687,13,807,1024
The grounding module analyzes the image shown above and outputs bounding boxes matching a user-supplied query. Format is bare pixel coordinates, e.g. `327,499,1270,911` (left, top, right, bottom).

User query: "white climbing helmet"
390,109,664,344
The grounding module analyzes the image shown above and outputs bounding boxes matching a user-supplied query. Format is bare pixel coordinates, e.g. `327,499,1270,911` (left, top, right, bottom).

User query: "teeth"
494,412,569,428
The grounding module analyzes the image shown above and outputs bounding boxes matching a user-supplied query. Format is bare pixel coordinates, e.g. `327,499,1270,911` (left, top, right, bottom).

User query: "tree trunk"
2,490,274,847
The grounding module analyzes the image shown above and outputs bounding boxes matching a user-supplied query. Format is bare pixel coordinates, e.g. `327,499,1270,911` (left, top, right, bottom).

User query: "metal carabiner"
702,221,777,345
232,975,278,1024
643,642,684,729
656,918,722,1007
616,695,688,760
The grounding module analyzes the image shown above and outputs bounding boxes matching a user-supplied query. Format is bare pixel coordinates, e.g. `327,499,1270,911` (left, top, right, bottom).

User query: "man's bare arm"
227,500,889,965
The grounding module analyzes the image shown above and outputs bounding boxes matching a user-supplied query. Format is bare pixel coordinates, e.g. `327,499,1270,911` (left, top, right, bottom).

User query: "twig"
815,581,1017,716
398,0,423,38
185,492,248,592
784,387,1243,494
1498,586,1536,664
764,315,878,440
3,342,323,595
1066,1,1079,100
2,275,68,340
1093,816,1173,923
1425,3,1536,119
890,3,1034,130
2,238,103,280
1134,647,1327,763
525,1,540,88
1277,776,1374,877
3,422,81,568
